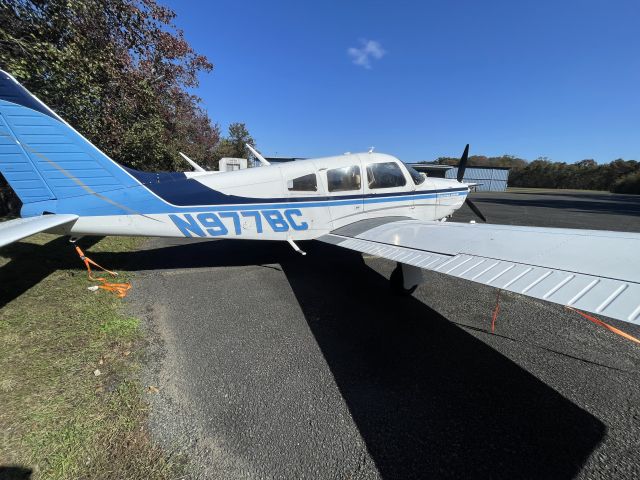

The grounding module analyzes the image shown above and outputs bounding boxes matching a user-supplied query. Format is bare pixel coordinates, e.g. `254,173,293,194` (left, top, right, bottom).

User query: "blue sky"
165,0,639,163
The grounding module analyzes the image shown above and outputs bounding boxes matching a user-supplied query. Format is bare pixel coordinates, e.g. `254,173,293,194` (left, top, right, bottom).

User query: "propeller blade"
457,144,470,182
465,198,487,222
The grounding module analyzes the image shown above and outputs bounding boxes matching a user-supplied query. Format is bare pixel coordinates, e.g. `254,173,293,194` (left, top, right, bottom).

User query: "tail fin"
0,70,139,212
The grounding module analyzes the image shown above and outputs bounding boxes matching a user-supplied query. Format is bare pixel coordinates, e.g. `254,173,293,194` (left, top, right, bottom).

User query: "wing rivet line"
543,275,575,300
445,256,474,274
501,267,534,289
486,265,516,285
423,257,444,268
433,256,461,272
628,305,640,323
457,259,487,277
596,284,628,313
471,262,500,280
521,271,552,294
567,279,600,306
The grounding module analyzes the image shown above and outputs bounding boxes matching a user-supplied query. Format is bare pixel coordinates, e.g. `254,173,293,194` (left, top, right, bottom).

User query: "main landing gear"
389,262,424,296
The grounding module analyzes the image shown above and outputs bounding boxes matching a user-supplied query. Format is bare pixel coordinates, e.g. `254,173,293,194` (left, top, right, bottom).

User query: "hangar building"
407,164,510,192
445,166,510,192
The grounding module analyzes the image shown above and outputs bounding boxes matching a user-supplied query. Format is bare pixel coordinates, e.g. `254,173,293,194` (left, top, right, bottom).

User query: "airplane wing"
319,218,640,326
0,214,79,248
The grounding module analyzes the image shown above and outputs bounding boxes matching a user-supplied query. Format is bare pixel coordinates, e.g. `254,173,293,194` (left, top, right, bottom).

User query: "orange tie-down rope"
74,245,131,298
564,306,640,345
490,291,640,345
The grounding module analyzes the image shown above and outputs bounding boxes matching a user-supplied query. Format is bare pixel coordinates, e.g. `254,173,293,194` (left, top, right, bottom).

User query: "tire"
390,264,417,296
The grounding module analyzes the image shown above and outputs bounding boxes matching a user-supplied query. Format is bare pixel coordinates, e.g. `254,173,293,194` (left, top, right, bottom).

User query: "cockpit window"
366,162,407,189
405,163,426,185
287,173,317,191
327,165,361,192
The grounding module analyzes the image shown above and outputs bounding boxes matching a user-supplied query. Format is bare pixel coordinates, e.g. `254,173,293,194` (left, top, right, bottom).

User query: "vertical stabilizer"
0,70,140,212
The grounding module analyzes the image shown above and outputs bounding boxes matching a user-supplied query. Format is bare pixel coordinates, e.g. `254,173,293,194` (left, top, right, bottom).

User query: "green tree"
210,122,255,169
611,172,640,194
0,0,220,173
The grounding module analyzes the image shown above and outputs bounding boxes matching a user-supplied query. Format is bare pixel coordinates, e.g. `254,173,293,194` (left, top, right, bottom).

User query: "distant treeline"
433,156,640,194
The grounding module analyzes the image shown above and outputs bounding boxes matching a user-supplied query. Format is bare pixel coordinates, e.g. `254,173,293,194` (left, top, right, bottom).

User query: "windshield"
404,163,426,185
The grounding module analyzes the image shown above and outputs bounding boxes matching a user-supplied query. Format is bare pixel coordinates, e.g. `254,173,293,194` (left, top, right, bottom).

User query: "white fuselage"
68,153,469,241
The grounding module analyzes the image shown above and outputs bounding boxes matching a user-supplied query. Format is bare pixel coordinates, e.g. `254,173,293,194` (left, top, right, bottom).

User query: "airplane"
1,68,640,328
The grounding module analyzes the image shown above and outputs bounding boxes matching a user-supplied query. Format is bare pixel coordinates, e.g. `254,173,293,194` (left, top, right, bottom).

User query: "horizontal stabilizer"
0,214,78,248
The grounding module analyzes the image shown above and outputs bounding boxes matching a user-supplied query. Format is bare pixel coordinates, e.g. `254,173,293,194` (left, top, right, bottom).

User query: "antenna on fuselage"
368,146,375,153
246,144,271,166
179,152,206,172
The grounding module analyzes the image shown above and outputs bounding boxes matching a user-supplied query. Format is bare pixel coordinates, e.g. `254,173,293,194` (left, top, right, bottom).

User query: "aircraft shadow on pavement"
280,242,605,480
0,236,606,479
83,237,296,272
0,237,294,308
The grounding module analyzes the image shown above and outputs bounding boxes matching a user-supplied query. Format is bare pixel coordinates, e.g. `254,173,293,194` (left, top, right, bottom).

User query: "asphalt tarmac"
128,190,640,480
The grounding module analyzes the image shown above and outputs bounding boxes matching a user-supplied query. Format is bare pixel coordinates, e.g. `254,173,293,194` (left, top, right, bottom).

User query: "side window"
366,162,407,189
287,173,317,191
405,163,426,185
327,165,361,192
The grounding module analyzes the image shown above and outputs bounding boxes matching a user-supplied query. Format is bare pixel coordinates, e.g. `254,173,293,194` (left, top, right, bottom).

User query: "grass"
0,234,183,479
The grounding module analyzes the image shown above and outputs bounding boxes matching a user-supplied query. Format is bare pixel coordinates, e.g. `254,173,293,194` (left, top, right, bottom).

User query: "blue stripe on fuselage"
44,187,467,217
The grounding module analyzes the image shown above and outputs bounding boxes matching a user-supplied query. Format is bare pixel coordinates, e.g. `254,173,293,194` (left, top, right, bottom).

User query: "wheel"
390,264,417,296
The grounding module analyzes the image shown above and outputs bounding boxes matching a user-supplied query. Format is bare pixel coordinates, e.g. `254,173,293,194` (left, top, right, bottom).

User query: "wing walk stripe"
543,275,575,299
596,284,628,313
567,279,600,306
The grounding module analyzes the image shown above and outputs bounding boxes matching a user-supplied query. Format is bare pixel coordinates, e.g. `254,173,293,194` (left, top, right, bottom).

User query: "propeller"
457,144,469,182
456,144,487,222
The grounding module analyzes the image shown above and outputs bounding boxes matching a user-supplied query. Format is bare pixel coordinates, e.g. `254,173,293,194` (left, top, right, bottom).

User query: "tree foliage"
0,0,262,215
0,0,221,173
611,171,640,194
508,158,640,192
434,155,528,169
430,154,640,194
209,122,255,168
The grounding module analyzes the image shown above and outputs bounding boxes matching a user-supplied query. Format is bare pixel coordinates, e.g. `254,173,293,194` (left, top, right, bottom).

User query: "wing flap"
0,214,78,248
320,220,640,325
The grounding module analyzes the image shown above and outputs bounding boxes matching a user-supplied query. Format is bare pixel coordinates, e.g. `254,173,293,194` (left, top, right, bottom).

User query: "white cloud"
347,39,386,69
